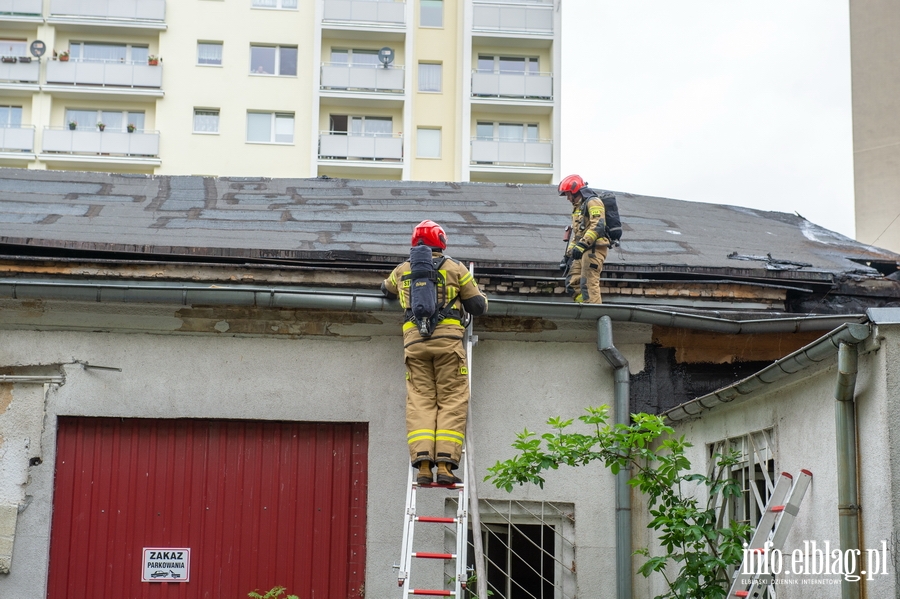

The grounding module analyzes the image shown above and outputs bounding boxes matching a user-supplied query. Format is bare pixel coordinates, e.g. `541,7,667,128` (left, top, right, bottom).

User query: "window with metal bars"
709,428,776,531
445,499,576,599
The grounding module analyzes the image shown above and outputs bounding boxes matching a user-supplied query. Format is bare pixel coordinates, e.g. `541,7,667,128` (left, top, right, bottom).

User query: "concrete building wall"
0,300,648,598
851,0,900,252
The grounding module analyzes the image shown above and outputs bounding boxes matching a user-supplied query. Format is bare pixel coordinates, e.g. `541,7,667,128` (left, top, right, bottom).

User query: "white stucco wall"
643,331,898,599
0,301,651,598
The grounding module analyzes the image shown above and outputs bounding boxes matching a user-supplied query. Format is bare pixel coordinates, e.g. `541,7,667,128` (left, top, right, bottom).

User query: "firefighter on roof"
381,220,488,485
559,174,609,304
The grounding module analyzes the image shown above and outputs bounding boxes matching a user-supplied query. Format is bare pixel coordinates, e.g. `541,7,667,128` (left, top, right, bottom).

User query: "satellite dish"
378,47,394,68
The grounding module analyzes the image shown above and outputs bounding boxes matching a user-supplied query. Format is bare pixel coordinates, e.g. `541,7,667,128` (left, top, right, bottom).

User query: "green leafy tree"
485,406,750,599
248,586,299,599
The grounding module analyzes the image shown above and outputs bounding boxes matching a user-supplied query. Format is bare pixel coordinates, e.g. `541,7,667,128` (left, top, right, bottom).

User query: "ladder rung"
735,592,749,598
771,505,785,512
415,483,464,489
417,516,457,524
412,552,455,560
410,590,453,596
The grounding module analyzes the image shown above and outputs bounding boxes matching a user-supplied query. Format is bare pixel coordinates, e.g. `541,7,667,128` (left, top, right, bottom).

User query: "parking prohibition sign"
142,547,190,582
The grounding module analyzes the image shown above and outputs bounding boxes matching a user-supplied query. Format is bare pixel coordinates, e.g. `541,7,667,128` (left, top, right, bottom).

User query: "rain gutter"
662,323,873,422
0,279,865,334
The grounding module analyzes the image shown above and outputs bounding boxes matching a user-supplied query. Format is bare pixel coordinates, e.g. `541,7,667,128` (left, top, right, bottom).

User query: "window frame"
64,108,146,132
193,108,220,135
249,44,299,77
197,41,223,67
420,0,443,28
416,127,441,159
0,105,23,127
251,0,299,9
417,62,442,93
246,111,295,145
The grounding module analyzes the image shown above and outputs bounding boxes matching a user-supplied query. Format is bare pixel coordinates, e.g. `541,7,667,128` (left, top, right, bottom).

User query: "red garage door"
48,418,367,599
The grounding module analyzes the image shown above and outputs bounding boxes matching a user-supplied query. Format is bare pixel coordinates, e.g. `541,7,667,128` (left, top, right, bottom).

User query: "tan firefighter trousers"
568,245,609,304
404,330,468,468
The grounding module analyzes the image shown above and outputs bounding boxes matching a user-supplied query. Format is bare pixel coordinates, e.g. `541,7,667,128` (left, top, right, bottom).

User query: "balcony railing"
323,0,405,26
49,0,166,22
473,1,553,34
0,0,42,17
471,138,551,166
471,70,551,99
47,60,163,89
43,127,159,157
0,125,34,152
319,131,403,161
321,63,404,92
0,58,39,83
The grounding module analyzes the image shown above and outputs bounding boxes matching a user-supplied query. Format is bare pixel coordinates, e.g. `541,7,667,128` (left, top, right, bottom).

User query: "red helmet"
558,174,587,196
411,220,447,250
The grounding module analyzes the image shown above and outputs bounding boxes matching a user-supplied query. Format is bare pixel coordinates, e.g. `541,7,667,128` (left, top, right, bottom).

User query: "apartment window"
193,109,220,134
0,106,22,127
0,39,26,57
418,63,441,92
250,45,298,76
476,122,538,141
252,0,298,8
330,115,393,137
247,112,294,143
197,42,223,66
420,0,442,27
417,128,441,158
68,42,149,64
477,55,539,74
65,109,145,132
331,49,380,67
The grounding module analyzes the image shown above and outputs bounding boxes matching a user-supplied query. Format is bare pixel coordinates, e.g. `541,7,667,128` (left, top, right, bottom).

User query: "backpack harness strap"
400,256,463,331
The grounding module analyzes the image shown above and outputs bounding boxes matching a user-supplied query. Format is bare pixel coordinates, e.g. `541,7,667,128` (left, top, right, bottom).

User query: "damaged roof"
0,168,894,278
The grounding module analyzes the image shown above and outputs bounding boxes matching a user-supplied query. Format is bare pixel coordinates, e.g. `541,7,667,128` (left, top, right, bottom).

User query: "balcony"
46,60,163,95
0,58,39,86
0,0,42,20
321,63,404,93
472,0,553,36
0,125,34,154
48,0,166,28
471,70,551,100
471,138,552,167
323,0,405,28
319,131,403,161
42,127,160,163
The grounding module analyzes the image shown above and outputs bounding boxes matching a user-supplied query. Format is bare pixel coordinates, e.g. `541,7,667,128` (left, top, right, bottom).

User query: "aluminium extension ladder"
396,451,470,597
728,469,813,598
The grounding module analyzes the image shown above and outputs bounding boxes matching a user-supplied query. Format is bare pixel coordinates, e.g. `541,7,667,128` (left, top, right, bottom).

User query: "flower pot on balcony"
127,124,136,133
59,53,69,62
68,122,77,130
1,56,16,63
148,56,160,66
97,124,105,132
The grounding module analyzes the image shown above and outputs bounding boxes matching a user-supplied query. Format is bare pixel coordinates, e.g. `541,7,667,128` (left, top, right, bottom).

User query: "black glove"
571,242,588,260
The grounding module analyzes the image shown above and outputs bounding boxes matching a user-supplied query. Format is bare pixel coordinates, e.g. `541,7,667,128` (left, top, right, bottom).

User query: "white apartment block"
0,0,561,183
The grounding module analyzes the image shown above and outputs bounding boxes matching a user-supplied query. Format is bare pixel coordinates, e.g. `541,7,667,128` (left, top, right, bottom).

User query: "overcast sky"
559,1,855,238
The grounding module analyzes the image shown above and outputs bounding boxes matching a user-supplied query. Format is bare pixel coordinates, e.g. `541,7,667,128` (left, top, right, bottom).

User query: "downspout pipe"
597,316,632,599
835,342,861,599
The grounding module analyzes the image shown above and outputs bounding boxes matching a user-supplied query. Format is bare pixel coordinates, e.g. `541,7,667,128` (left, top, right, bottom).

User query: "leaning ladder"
395,263,486,597
728,469,813,598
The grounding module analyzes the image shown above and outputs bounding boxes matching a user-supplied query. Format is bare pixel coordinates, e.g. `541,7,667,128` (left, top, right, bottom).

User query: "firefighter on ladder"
559,174,609,304
381,220,488,485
